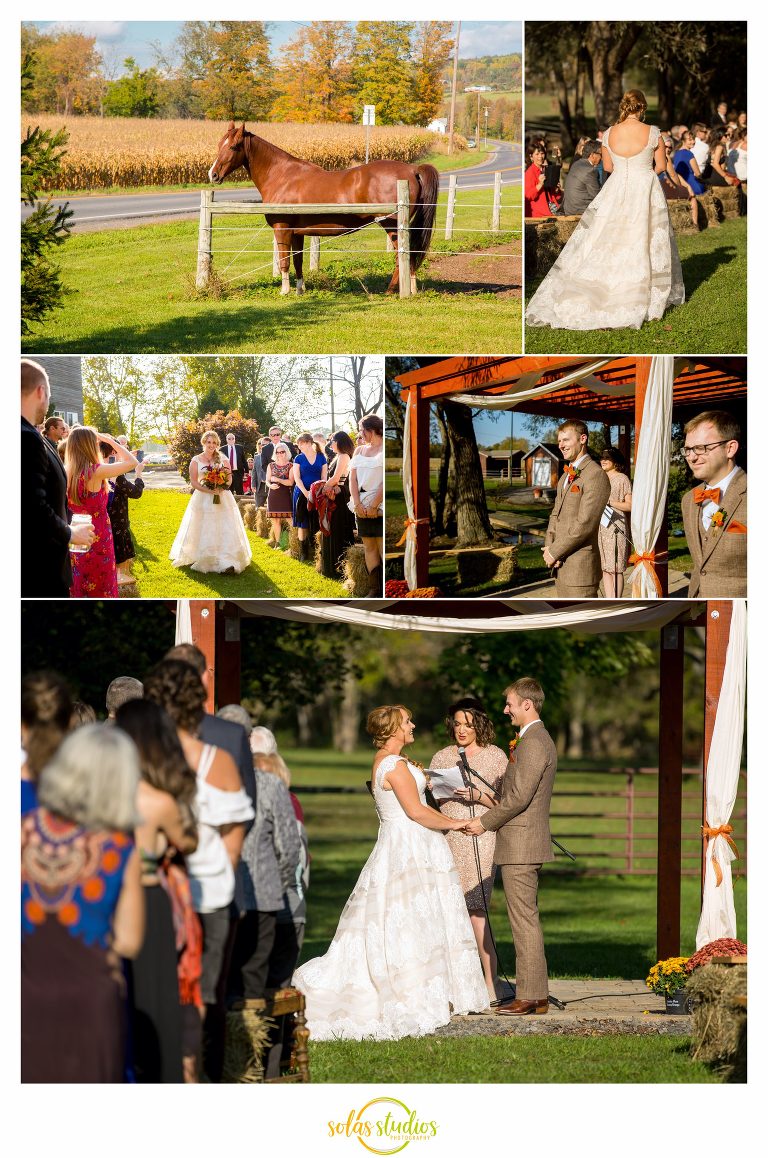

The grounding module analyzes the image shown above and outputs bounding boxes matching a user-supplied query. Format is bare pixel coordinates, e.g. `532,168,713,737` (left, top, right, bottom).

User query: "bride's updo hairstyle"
617,90,647,123
367,704,411,748
445,696,495,746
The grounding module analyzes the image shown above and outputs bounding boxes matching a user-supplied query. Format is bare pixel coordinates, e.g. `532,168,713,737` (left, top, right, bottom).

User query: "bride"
526,89,685,331
293,705,488,1040
170,430,252,573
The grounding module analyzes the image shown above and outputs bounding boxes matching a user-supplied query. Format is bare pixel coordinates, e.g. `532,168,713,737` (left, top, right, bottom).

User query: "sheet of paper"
428,764,467,801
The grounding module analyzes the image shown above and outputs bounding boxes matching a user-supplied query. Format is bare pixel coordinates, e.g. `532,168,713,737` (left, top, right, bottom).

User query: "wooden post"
190,600,216,714
215,606,242,708
195,190,213,289
634,356,668,596
397,180,411,299
309,236,320,272
408,385,431,588
445,174,456,241
492,170,502,232
702,601,733,896
657,622,684,958
272,235,280,278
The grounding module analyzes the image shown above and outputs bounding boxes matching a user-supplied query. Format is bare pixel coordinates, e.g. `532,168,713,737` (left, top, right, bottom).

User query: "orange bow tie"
693,487,721,505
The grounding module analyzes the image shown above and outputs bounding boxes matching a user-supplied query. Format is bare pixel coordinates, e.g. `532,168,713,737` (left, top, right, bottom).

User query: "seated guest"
562,140,602,216
674,132,706,197
21,670,73,813
659,134,700,227
690,122,711,178
21,724,145,1082
681,410,746,597
707,128,741,186
710,100,729,129
524,142,552,217
727,128,747,181
106,676,143,720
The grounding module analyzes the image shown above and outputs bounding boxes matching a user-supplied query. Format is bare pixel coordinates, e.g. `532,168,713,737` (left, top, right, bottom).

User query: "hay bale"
287,526,301,559
313,531,323,572
222,1003,274,1083
686,963,747,1080
457,545,518,588
242,504,256,531
341,543,371,595
117,579,139,599
255,508,271,539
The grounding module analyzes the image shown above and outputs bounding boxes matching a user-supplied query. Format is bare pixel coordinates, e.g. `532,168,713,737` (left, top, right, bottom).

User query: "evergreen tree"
21,54,72,336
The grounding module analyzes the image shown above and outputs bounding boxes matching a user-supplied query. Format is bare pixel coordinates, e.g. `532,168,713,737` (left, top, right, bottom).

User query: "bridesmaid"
65,427,137,597
430,696,508,1002
598,447,633,597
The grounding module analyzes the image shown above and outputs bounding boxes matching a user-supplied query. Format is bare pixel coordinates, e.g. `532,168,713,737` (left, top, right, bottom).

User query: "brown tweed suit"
681,468,747,597
480,722,557,1001
545,457,611,597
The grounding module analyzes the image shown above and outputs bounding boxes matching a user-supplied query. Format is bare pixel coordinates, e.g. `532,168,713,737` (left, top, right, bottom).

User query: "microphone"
456,746,472,786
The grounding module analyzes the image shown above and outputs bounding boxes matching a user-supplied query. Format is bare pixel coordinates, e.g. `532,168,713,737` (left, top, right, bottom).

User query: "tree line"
21,20,483,127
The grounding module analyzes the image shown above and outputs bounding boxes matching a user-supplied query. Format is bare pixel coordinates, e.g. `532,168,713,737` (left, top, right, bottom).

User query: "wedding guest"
659,134,700,227
22,359,95,597
690,122,711,176
349,414,384,595
107,453,145,587
319,431,357,578
524,142,552,217
674,132,706,197
115,698,198,1084
312,431,328,458
430,697,507,1002
562,140,602,216
43,416,66,451
70,700,98,728
598,448,633,597
143,660,253,1083
243,457,254,496
727,128,747,181
21,669,73,814
710,100,729,129
292,432,327,564
106,676,144,719
224,433,246,495
266,442,294,550
251,437,270,506
260,426,298,471
65,427,138,598
681,410,746,597
21,725,145,1081
707,128,741,187
543,420,610,597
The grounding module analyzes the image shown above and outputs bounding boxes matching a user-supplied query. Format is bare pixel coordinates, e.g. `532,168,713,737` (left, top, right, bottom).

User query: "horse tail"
410,164,440,273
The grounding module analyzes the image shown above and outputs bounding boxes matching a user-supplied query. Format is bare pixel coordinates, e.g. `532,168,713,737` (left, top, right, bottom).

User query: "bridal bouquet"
202,464,229,504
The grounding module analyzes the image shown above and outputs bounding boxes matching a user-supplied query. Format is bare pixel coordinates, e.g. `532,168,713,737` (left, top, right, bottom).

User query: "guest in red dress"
65,427,138,598
524,143,553,218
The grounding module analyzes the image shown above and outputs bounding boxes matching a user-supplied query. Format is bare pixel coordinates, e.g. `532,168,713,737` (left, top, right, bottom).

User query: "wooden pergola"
395,355,747,592
175,596,741,960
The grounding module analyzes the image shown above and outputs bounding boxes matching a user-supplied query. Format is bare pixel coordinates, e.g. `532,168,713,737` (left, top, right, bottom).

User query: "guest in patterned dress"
320,431,357,579
265,442,295,550
106,453,145,587
65,427,138,598
21,724,145,1082
597,448,633,597
430,697,508,1002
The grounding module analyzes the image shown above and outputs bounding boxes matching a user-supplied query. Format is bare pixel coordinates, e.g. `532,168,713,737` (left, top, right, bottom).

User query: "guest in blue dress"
674,132,706,195
291,432,327,564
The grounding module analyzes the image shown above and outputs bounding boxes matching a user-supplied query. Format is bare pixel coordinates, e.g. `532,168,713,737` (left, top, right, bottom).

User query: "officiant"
429,697,508,1004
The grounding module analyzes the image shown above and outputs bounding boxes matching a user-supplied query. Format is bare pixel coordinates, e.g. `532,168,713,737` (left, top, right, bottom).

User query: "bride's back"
607,119,653,157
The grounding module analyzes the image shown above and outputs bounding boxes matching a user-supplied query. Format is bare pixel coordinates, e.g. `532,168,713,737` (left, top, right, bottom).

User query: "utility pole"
329,356,335,430
484,105,489,148
447,20,461,156
476,90,480,150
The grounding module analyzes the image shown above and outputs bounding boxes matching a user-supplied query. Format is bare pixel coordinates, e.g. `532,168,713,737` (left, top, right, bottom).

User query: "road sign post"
363,105,375,164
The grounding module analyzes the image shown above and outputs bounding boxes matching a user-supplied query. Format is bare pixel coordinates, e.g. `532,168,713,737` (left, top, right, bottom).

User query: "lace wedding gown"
170,473,252,574
526,125,685,330
293,755,488,1040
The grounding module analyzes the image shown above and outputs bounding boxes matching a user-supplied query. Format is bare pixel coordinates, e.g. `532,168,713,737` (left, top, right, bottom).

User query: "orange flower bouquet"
202,464,229,504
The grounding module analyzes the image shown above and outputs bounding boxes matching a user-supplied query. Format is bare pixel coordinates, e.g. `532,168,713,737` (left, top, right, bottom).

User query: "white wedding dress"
526,124,685,330
170,466,252,573
293,755,488,1041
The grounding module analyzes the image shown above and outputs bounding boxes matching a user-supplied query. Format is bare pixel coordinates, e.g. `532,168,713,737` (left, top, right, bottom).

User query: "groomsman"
681,410,746,597
224,432,246,494
542,420,610,597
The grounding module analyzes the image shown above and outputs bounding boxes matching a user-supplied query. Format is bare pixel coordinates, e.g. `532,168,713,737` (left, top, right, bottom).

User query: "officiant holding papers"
430,697,507,1004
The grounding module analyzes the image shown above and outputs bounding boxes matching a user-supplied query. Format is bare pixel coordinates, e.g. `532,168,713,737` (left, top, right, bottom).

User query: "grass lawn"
22,187,522,355
128,490,346,597
309,1034,720,1084
524,217,747,354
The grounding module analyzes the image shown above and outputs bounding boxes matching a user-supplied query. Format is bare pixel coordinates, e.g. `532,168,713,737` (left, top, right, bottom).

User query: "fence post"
397,179,411,299
386,234,395,252
310,236,321,272
492,170,502,232
445,173,456,241
626,769,635,873
195,189,213,289
272,235,280,278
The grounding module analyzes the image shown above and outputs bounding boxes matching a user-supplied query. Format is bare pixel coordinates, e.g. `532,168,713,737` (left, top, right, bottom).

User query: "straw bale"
222,1005,274,1083
342,544,371,595
687,963,747,1080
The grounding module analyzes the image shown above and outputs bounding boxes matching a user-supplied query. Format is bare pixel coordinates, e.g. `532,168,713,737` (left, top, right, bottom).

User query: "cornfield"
23,117,443,192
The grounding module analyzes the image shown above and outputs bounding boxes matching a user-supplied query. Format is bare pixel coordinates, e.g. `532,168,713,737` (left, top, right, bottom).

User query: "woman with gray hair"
21,724,145,1082
265,442,294,549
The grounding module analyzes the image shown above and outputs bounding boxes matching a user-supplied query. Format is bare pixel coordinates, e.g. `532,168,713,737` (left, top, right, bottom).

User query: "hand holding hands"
463,817,486,837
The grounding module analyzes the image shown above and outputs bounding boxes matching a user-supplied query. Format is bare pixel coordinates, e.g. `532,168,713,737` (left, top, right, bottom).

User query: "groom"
543,420,610,597
464,678,557,1015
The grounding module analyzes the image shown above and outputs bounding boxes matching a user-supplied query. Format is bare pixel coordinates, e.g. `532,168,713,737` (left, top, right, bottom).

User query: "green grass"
309,1034,720,1083
127,490,346,597
22,187,522,355
525,217,747,354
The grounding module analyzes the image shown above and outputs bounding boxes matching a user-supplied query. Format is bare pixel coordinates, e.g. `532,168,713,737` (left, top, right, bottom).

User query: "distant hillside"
446,54,522,93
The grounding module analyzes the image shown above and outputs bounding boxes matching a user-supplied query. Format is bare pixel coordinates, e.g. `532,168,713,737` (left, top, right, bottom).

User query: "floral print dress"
70,465,118,598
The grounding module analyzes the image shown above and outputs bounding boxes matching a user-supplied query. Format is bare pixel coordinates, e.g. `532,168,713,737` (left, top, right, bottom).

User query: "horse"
207,122,440,295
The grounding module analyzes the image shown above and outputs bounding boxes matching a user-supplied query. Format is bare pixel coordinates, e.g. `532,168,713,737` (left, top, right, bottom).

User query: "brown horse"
208,122,440,295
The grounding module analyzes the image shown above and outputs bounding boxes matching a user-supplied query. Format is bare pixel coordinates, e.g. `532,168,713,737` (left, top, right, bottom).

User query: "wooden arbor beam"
190,600,216,714
216,603,242,708
702,600,733,894
657,619,685,957
405,384,432,589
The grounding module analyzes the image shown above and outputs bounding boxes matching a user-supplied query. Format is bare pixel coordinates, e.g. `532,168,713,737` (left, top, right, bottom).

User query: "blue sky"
29,21,522,71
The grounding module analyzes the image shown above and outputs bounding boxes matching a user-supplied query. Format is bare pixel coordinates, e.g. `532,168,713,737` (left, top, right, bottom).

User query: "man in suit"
562,140,602,215
543,420,610,597
260,426,298,472
465,678,557,1015
681,410,746,597
224,432,246,494
21,359,95,597
251,436,269,506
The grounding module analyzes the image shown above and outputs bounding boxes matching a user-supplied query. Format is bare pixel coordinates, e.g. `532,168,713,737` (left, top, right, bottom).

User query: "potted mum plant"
646,956,692,1013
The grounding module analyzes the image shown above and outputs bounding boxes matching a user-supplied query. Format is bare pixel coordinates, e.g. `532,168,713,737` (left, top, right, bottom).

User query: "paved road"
22,139,521,231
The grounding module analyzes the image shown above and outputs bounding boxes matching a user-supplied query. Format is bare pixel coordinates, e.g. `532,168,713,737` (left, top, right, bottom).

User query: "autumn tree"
177,21,274,120
271,21,354,122
82,356,151,444
352,21,415,124
180,355,325,434
104,57,161,118
410,22,455,125
24,27,103,114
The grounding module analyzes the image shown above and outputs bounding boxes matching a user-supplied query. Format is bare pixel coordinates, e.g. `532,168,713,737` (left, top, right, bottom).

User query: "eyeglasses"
681,440,730,458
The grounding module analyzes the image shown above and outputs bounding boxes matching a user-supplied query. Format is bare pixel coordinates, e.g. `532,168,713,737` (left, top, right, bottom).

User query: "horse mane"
243,128,323,171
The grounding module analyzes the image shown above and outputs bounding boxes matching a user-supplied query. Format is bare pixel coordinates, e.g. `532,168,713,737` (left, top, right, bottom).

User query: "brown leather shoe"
495,998,549,1016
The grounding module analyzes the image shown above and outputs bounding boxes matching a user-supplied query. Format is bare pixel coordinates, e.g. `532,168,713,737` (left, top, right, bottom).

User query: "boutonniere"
563,464,582,484
508,734,520,755
710,507,727,531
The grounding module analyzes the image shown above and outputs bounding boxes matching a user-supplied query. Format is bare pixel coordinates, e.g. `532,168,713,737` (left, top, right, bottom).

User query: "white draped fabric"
625,357,673,598
695,600,747,948
401,404,419,591
175,598,193,644
450,358,620,408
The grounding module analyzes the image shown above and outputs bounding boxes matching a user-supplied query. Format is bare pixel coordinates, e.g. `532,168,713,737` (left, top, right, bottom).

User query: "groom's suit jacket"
480,723,557,864
682,467,747,597
21,415,72,597
545,456,610,591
